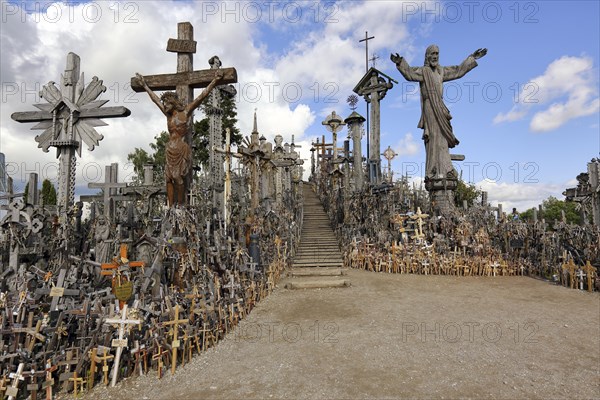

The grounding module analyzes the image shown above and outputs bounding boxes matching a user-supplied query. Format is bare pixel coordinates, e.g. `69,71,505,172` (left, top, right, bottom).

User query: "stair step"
288,187,350,289
285,279,351,290
292,262,344,268
289,268,344,277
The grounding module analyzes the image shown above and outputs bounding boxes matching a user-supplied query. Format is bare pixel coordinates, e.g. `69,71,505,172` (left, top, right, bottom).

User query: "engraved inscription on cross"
131,22,238,206
11,52,130,211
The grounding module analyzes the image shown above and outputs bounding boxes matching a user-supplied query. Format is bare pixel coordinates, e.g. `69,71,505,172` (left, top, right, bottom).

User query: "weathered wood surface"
11,106,131,123
130,68,237,92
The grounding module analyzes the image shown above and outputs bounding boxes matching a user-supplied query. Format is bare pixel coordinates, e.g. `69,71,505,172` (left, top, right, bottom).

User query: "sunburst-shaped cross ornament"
11,52,130,210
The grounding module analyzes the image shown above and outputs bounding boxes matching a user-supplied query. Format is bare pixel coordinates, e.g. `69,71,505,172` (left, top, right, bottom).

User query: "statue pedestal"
425,176,457,216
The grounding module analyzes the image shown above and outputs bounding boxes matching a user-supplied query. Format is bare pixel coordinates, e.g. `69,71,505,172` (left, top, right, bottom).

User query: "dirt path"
83,270,600,400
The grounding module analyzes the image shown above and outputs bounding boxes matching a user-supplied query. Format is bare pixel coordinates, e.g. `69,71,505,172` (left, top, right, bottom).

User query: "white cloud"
493,55,600,132
394,132,420,157
274,1,418,105
0,0,319,192
477,180,564,212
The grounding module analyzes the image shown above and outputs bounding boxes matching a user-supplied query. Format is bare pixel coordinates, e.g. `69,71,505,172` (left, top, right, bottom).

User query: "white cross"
577,269,586,290
7,363,25,400
104,305,140,387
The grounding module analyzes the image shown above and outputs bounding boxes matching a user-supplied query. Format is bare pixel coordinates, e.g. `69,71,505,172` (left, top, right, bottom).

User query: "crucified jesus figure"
136,71,223,206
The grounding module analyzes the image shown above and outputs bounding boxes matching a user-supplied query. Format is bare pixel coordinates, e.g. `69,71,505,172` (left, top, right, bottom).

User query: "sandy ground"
82,270,600,400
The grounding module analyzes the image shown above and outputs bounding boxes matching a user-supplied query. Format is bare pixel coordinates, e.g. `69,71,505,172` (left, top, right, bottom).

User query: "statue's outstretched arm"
136,73,166,115
391,53,422,82
471,48,488,59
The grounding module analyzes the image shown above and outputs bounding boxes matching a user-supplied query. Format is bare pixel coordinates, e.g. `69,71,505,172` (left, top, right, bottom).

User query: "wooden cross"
312,135,334,171
161,304,189,375
566,259,577,289
12,318,45,353
130,340,146,376
87,347,97,389
151,342,169,379
223,273,240,299
103,305,140,387
185,285,202,322
583,261,597,292
199,322,213,351
0,375,7,398
130,22,237,93
131,22,237,204
11,53,130,210
101,244,145,307
35,268,80,311
68,372,85,397
86,163,126,221
43,359,57,400
91,348,113,386
6,362,24,400
57,347,80,391
181,329,192,365
410,207,429,241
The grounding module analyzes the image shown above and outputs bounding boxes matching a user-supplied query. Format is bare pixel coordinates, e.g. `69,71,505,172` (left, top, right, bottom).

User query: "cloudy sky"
1,0,598,211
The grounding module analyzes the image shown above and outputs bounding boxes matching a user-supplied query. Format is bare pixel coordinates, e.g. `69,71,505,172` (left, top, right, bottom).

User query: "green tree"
195,90,242,166
127,147,154,185
41,179,57,205
454,179,481,207
541,196,581,227
519,207,536,222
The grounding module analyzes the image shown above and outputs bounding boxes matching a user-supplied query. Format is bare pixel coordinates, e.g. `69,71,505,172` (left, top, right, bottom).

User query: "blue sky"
1,1,599,211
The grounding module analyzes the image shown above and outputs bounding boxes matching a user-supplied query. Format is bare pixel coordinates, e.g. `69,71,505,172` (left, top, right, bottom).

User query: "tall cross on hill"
359,31,375,73
358,31,375,170
132,21,238,206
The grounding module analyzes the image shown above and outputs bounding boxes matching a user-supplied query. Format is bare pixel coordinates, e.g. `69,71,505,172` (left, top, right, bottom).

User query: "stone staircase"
285,185,350,289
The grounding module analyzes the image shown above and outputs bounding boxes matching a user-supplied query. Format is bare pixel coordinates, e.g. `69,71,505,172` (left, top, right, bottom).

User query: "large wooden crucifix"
131,22,238,207
11,52,131,211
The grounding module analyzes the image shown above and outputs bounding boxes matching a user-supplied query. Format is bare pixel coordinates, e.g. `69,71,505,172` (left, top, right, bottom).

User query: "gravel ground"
81,270,600,400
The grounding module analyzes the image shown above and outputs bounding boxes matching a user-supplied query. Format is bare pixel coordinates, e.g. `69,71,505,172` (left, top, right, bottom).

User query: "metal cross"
358,31,375,73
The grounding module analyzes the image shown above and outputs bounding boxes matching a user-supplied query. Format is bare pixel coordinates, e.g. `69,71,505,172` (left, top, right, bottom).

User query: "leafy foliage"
541,196,581,226
519,196,581,227
41,179,57,205
454,179,481,207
